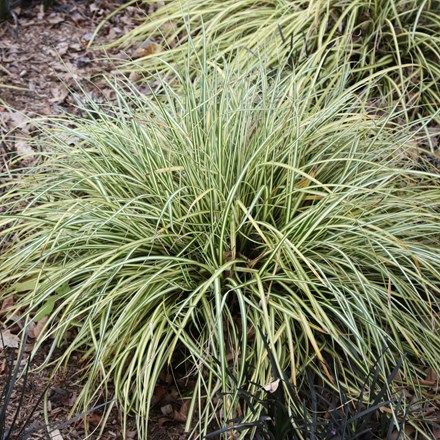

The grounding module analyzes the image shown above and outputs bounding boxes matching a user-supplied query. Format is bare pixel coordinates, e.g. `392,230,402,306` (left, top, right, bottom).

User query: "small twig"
0,83,27,91
11,10,20,40
0,64,12,75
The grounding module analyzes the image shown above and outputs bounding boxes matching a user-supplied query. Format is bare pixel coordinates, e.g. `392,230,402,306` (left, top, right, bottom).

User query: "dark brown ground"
1,0,138,113
0,0,156,170
0,1,188,438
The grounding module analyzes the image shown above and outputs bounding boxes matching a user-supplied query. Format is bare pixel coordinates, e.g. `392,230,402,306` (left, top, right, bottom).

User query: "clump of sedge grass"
103,0,440,120
0,62,439,438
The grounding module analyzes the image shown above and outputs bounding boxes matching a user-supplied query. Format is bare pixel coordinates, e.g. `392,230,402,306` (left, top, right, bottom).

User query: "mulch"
0,0,153,170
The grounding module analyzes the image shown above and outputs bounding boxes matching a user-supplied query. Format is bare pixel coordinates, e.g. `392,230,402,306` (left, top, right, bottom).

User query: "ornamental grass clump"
0,63,439,437
106,0,440,119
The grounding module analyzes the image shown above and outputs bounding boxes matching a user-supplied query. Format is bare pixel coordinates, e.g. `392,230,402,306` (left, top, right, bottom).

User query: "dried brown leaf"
28,316,48,339
426,367,438,383
1,296,14,315
15,140,34,158
173,400,190,422
133,41,162,59
0,329,20,349
160,404,173,416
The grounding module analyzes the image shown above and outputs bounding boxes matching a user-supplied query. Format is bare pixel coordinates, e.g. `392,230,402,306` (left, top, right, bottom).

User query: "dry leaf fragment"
172,410,187,422
173,400,190,422
69,43,82,52
50,429,63,440
160,404,173,416
47,14,64,25
158,417,171,427
0,329,20,349
129,71,141,83
71,12,84,24
28,317,48,339
417,368,438,389
50,86,69,104
15,140,34,157
133,40,162,59
263,378,280,393
81,32,93,42
87,412,103,426
56,42,69,56
1,297,14,315
426,367,438,383
8,111,28,129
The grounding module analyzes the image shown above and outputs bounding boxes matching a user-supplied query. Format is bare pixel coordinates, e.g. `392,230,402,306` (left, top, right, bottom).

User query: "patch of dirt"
0,0,151,171
0,0,143,114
